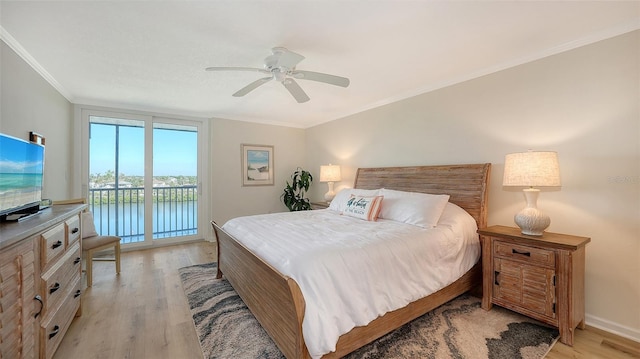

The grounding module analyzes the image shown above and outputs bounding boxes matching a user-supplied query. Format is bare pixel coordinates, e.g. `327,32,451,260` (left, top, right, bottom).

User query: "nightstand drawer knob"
512,249,531,257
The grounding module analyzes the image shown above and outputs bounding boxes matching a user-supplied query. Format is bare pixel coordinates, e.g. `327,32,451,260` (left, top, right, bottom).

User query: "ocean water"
0,173,42,212
0,173,43,192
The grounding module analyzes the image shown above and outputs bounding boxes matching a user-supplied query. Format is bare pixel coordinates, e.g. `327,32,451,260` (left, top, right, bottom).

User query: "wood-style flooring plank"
54,241,215,359
54,241,638,359
547,326,640,359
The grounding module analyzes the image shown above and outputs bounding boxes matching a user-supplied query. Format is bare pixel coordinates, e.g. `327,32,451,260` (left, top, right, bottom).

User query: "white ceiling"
1,1,639,128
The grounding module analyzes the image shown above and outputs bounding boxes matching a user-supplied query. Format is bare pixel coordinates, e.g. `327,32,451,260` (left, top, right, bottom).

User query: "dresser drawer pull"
71,227,79,234
52,240,63,249
73,257,81,265
511,249,531,257
49,325,60,339
494,271,500,285
34,295,43,318
49,282,61,294
74,289,82,298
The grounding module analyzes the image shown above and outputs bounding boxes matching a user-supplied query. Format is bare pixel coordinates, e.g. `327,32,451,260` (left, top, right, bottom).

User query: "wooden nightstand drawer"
494,241,555,268
310,201,330,210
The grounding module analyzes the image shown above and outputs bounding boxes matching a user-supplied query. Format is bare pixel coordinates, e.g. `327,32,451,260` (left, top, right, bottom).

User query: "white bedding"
222,204,480,358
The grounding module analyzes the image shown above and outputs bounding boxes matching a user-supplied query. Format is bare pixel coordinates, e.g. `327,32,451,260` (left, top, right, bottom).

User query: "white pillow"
438,202,477,229
379,188,450,228
81,211,99,238
438,202,479,246
343,195,384,221
328,188,381,212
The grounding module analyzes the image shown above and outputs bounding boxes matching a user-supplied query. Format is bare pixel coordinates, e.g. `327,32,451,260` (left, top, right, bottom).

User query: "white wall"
306,30,640,341
210,118,306,225
1,41,74,200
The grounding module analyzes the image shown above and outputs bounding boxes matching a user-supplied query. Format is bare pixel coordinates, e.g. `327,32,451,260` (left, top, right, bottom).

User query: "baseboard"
586,313,640,344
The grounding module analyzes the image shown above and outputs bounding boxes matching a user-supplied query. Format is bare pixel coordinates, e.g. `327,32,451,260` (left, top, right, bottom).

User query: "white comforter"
222,207,479,358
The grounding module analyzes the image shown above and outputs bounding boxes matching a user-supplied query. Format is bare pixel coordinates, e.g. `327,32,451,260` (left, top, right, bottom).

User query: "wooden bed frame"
212,163,491,359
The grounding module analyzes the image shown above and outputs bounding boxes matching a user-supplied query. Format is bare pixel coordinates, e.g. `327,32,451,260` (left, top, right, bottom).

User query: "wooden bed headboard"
353,163,491,229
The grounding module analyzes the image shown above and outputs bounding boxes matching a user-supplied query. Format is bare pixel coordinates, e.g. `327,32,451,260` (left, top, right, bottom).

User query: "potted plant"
281,167,313,211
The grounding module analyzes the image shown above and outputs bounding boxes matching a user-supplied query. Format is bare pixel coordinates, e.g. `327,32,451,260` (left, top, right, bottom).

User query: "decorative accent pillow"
343,195,384,221
379,189,450,228
81,211,99,238
328,188,381,212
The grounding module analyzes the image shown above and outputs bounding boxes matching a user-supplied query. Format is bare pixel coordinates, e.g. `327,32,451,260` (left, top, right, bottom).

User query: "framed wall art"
241,144,274,186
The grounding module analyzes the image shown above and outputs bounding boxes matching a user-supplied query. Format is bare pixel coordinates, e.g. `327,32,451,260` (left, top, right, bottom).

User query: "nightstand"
310,201,329,210
478,225,590,346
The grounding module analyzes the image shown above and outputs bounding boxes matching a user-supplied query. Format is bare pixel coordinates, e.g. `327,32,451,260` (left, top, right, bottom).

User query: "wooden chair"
53,198,121,287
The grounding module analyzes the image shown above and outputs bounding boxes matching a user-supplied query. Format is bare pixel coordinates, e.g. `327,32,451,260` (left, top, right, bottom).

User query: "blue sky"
0,134,44,174
90,124,197,176
247,149,269,165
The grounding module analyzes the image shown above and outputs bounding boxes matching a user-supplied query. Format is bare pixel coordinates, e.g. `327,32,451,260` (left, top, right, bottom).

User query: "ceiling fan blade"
205,66,270,75
291,70,350,87
232,77,273,97
282,79,310,103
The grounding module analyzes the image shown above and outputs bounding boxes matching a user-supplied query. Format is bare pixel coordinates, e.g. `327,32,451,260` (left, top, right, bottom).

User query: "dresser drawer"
41,242,82,313
493,240,555,268
40,277,82,359
41,223,66,269
65,214,81,247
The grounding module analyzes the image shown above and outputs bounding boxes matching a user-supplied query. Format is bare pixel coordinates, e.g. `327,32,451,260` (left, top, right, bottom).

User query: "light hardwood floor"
54,241,639,359
54,241,215,359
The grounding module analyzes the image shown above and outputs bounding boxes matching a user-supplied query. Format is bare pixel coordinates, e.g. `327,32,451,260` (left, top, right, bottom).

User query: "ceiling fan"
206,47,350,103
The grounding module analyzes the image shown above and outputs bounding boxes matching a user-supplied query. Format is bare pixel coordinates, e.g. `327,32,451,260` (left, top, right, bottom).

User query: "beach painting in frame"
242,144,274,186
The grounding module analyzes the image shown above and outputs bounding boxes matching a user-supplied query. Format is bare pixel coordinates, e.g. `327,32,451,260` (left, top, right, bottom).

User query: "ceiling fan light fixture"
274,69,287,82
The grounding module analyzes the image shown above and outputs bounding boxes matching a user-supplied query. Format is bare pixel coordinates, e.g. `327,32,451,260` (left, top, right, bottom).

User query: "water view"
89,198,197,243
88,118,199,243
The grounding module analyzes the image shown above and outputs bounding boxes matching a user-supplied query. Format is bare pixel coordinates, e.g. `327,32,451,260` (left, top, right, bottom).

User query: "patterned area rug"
179,262,559,359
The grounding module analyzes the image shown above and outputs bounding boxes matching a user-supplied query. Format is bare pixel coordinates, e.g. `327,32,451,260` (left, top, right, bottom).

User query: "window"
79,108,207,247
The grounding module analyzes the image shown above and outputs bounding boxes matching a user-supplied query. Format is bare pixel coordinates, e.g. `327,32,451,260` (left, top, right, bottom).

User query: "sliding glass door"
82,109,206,247
88,117,146,243
152,122,198,240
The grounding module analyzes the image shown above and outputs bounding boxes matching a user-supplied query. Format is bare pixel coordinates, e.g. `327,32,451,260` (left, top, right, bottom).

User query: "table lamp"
319,164,341,202
503,150,561,236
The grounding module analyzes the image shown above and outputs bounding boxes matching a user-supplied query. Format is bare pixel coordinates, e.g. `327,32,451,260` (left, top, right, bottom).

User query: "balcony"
88,186,197,244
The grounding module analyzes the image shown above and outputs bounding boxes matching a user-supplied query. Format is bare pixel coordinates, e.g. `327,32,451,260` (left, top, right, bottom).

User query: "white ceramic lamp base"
514,188,550,236
324,182,336,202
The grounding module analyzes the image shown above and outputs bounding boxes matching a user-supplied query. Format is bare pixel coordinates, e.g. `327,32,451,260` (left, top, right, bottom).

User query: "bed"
212,163,491,359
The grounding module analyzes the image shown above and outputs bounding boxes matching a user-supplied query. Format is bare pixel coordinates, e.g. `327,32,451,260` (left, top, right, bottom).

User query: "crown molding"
1,26,74,102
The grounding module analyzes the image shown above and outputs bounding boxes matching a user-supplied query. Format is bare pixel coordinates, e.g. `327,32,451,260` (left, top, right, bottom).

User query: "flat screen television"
0,133,45,220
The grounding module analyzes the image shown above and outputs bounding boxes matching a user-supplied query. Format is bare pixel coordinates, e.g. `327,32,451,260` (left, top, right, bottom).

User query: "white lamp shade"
319,165,341,182
503,150,560,236
503,151,561,187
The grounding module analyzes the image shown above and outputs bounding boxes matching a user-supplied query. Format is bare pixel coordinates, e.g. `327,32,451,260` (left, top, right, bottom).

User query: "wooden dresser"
0,204,86,359
478,225,590,346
